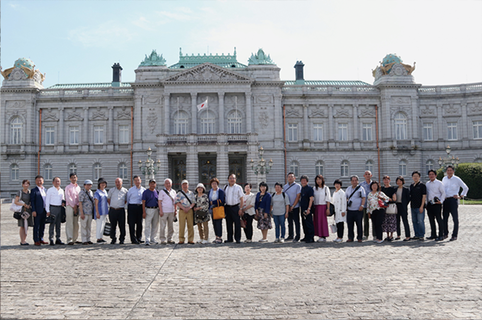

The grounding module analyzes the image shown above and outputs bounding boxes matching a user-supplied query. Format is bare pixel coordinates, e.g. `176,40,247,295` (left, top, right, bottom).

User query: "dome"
382,54,402,66
14,58,35,70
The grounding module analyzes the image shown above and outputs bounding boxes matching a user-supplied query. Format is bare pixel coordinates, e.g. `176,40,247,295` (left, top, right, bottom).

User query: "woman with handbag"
255,182,272,242
14,179,33,245
78,180,95,245
313,175,331,242
208,178,225,244
332,179,347,243
381,176,398,241
241,183,256,243
395,176,411,241
94,178,109,243
194,183,210,244
367,181,390,244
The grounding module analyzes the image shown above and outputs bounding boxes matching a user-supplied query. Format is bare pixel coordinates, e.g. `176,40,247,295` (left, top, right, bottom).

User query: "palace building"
2,49,482,197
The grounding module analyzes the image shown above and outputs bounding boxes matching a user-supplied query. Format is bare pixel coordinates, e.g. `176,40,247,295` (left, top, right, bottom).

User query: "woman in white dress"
332,179,347,243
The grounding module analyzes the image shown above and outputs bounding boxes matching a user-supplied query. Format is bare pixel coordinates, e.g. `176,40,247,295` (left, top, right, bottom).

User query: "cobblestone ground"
1,203,482,319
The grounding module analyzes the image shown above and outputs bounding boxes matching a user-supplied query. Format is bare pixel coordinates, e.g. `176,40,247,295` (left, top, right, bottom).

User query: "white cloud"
68,21,136,48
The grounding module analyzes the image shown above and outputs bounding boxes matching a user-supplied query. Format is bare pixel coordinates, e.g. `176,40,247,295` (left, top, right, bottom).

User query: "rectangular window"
423,123,433,141
174,119,188,134
447,122,457,140
313,124,323,141
338,123,348,141
45,126,55,145
288,124,298,142
119,125,129,144
94,126,104,144
362,123,372,141
473,121,482,139
69,126,79,145
201,118,215,134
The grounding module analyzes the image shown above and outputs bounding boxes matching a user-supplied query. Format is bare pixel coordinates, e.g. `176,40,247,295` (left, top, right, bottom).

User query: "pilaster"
107,106,114,151
186,145,198,185
191,92,198,134
57,107,64,153
134,96,142,142
246,92,252,134
217,144,229,183
218,91,225,134
82,107,89,152
164,93,170,135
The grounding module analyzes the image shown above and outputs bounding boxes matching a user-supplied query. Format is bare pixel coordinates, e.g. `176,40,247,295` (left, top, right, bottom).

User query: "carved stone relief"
147,108,158,131
116,108,131,120
359,106,375,118
285,106,301,118
309,106,326,118
65,110,84,121
391,96,411,105
444,105,461,116
334,106,351,118
166,64,249,82
90,109,108,121
43,109,59,122
468,103,482,115
420,105,436,117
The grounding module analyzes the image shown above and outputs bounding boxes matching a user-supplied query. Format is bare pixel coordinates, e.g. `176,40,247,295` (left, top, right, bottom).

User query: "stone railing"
419,82,482,95
163,133,249,145
282,85,379,95
38,87,134,98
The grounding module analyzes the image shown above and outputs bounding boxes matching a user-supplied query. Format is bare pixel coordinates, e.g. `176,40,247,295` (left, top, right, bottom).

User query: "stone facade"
2,52,482,197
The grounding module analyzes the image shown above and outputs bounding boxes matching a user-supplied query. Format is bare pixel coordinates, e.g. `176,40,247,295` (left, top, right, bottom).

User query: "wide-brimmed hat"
195,183,206,192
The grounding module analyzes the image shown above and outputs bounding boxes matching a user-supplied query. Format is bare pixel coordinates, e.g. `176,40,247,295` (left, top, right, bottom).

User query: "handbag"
13,212,22,220
378,199,389,209
330,223,337,233
10,199,24,213
386,203,398,214
103,220,111,236
240,217,247,229
212,200,225,220
327,203,335,216
61,206,67,223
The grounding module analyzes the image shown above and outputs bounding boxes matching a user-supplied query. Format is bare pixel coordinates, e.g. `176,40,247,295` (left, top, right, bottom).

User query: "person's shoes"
82,242,89,245
386,237,393,242
119,241,124,245
394,237,401,240
110,240,116,244
426,236,436,240
333,238,342,243
300,238,306,242
279,238,285,243
97,239,106,243
292,239,299,243
202,239,209,244
418,238,425,241
34,242,41,246
274,238,279,243
178,241,184,244
435,237,443,241
55,240,65,245
196,240,203,244
138,239,145,243
358,239,363,243
376,239,384,244
411,237,419,240
306,239,314,243
285,237,293,241
67,242,74,245
444,235,449,240
20,242,29,246
317,238,326,242
167,240,175,244
259,239,268,242
188,242,195,245
75,241,82,244
346,239,354,242
362,236,368,240
244,239,252,243
145,241,150,246
403,238,411,241
132,240,140,244
450,237,457,241
40,240,49,244
50,240,55,246
224,240,233,243
161,241,167,245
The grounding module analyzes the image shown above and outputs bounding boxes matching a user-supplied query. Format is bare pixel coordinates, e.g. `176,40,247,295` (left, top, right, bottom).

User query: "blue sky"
2,0,482,88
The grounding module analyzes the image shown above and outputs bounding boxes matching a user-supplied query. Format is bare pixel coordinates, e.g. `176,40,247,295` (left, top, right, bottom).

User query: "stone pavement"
1,203,482,319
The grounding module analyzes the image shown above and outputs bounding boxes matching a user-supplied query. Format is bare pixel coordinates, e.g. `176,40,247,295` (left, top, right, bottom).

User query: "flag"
197,99,208,112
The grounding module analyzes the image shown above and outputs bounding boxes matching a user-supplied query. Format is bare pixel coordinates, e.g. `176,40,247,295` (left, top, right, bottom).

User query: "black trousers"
396,203,411,238
287,207,301,240
371,209,385,241
128,204,143,243
109,208,126,242
225,205,241,242
301,212,314,242
243,213,254,240
347,210,363,241
33,209,46,243
443,198,459,238
336,222,344,239
427,203,443,238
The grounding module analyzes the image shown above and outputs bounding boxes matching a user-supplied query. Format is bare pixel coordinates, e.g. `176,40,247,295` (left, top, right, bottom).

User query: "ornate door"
170,156,186,191
229,156,246,185
198,157,217,190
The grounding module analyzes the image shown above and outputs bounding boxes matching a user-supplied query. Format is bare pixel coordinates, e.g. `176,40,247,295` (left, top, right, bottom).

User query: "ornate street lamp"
438,145,460,171
138,147,161,186
250,147,273,184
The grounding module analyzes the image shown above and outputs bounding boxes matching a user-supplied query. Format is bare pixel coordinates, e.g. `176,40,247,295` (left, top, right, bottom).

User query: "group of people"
12,165,468,246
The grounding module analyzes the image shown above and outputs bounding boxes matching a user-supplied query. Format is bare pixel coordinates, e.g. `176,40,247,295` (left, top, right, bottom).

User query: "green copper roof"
48,82,132,89
170,48,247,69
139,50,166,67
248,49,275,65
284,80,371,86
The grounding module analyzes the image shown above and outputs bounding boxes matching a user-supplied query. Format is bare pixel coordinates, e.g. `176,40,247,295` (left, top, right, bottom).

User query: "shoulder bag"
212,199,225,220
162,189,178,222
325,187,335,217
347,185,361,207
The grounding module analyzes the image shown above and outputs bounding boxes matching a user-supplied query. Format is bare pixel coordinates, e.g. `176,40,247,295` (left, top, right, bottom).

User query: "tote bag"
213,200,225,220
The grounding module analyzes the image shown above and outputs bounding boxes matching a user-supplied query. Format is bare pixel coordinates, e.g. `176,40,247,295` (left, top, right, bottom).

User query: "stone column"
353,104,359,140
57,107,64,153
156,148,169,183
26,98,34,145
461,102,468,138
217,144,229,183
246,92,252,134
164,93,170,135
186,146,198,185
107,106,114,151
134,95,142,142
218,92,225,134
191,93,198,134
82,107,89,152
274,95,282,141
328,104,334,140
411,97,419,140
303,104,309,141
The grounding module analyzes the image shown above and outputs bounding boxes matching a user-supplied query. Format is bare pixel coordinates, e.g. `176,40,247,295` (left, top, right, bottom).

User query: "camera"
348,200,352,207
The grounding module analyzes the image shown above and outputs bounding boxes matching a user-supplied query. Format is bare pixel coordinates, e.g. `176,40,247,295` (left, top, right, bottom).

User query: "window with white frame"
423,123,433,141
45,126,55,145
365,160,374,172
227,111,242,134
94,126,104,144
289,161,299,177
399,160,407,176
93,163,102,181
69,163,77,175
338,123,348,141
10,117,23,144
362,123,372,141
44,164,52,180
118,163,128,180
341,160,349,177
473,121,482,139
11,164,19,181
395,113,407,140
313,124,323,141
447,122,457,140
200,111,215,134
288,124,298,142
69,126,79,145
174,111,188,134
315,161,324,176
426,160,434,174
119,125,129,144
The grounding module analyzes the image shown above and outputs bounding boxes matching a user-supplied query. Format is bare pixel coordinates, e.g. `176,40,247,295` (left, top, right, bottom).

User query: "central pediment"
162,63,253,84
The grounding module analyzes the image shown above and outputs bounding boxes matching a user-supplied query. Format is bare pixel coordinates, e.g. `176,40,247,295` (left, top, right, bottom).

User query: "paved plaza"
1,203,482,319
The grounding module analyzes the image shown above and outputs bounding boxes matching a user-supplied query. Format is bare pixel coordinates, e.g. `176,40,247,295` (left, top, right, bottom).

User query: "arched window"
475,158,482,163
289,161,299,178
227,110,242,134
341,160,349,177
69,163,77,176
93,163,102,181
118,163,128,180
200,111,215,134
11,164,19,181
365,160,374,172
174,111,189,134
425,160,434,174
10,117,23,144
315,161,324,176
399,160,407,176
44,164,53,181
394,113,407,140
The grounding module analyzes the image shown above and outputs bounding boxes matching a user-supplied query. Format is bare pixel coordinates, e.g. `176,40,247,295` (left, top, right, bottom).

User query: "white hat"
195,183,206,192
181,179,189,185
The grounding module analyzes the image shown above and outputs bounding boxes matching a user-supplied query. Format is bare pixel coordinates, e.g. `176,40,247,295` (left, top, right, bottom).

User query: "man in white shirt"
224,174,244,243
158,178,177,245
426,170,446,241
46,177,65,245
442,165,469,241
107,178,128,244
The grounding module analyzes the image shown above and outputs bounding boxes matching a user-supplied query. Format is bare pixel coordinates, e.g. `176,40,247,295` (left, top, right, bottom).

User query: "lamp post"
250,146,273,187
438,145,460,172
138,147,161,187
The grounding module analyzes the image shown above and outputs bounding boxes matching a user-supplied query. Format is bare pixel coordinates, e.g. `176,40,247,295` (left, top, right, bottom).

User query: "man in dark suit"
31,175,48,246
